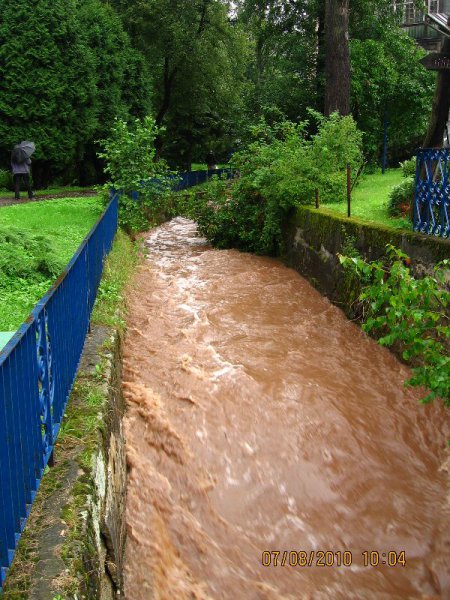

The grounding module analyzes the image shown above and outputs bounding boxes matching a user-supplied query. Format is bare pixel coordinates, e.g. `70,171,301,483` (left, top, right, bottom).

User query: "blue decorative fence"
172,168,233,192
0,194,118,591
130,169,233,201
414,148,450,237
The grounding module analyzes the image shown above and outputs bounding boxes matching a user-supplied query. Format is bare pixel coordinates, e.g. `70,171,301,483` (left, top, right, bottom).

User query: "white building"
398,0,450,49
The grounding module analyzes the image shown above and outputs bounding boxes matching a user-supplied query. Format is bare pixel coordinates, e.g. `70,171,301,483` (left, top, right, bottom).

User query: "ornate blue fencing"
130,168,234,200
172,168,233,191
414,148,450,237
0,194,118,591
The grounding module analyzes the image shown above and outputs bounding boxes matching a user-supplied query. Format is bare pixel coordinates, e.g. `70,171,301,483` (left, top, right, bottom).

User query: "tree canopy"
0,0,151,185
0,0,438,181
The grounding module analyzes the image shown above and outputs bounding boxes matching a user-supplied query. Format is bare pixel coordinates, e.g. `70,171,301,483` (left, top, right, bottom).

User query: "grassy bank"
92,230,140,330
0,196,103,331
324,169,411,229
190,163,227,171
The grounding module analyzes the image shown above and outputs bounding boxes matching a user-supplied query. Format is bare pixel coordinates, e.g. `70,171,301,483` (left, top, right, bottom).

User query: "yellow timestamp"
362,550,406,567
261,550,406,568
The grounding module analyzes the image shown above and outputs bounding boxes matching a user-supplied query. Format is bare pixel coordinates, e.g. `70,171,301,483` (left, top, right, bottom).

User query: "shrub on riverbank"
98,117,173,232
387,159,415,217
186,113,363,255
340,246,450,406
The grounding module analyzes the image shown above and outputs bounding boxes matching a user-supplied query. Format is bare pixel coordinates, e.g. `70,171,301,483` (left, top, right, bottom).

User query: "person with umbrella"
205,149,217,171
11,141,35,200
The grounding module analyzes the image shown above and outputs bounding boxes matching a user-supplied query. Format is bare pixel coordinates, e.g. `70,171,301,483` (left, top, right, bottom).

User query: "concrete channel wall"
283,206,450,318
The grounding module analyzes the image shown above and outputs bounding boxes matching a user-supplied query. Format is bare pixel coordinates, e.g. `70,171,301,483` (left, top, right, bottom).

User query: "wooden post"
315,188,320,208
422,17,450,147
347,164,351,217
382,109,388,174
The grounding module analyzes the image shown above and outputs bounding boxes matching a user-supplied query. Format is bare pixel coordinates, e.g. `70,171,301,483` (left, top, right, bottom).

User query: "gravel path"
0,190,97,208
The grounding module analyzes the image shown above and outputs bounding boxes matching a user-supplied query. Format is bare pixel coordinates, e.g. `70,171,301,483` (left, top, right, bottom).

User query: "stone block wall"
283,206,450,317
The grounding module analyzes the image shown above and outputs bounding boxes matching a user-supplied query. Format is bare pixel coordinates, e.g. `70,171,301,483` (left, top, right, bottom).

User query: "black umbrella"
12,141,36,163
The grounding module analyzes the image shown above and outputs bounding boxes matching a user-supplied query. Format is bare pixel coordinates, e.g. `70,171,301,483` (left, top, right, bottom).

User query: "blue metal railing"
0,169,230,591
129,168,234,201
414,148,450,237
172,168,233,191
0,194,118,591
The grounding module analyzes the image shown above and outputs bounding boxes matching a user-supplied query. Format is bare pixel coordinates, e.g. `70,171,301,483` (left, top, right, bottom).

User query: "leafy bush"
98,116,173,232
0,225,64,281
399,157,416,178
340,245,450,406
0,199,101,331
187,113,363,255
387,156,416,216
0,168,12,190
0,225,65,329
387,176,414,217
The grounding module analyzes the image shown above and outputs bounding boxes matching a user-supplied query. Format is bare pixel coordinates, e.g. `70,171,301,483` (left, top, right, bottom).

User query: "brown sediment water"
122,217,449,600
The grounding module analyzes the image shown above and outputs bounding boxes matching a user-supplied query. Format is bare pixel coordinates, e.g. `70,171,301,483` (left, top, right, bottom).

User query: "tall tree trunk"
155,58,177,127
154,58,177,160
324,0,350,116
316,0,326,113
423,28,450,148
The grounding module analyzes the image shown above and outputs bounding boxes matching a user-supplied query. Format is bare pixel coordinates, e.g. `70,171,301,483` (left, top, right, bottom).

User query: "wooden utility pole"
324,0,351,116
347,164,351,217
423,18,450,147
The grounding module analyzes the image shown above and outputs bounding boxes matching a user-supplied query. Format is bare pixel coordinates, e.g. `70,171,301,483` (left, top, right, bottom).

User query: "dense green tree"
111,0,251,165
0,0,151,186
78,0,152,136
236,1,319,122
0,0,437,180
351,28,434,162
0,0,97,184
76,0,153,183
235,0,434,164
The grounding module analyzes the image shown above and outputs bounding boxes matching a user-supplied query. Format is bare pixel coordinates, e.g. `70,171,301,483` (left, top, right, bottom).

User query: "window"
405,1,420,23
429,1,440,14
400,1,440,24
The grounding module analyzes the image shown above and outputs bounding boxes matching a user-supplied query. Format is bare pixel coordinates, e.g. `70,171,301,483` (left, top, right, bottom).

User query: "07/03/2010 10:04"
261,550,407,568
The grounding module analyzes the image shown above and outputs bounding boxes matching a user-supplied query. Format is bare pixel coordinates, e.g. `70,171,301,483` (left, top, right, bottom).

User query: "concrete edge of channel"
21,324,126,600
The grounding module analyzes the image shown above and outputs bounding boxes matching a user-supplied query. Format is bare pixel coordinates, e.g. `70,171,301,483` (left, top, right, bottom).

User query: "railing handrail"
0,193,119,591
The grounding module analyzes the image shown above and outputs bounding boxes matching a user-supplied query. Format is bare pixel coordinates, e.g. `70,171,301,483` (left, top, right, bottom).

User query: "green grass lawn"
0,196,103,331
324,168,412,229
190,163,228,171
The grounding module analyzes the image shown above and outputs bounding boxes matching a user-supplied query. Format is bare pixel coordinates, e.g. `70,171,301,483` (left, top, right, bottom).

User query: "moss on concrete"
283,205,450,319
290,206,450,263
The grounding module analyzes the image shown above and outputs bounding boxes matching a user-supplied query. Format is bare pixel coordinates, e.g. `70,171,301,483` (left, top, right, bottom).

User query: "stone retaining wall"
283,206,450,317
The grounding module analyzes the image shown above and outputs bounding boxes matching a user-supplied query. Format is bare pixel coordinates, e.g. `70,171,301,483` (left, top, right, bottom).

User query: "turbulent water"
122,217,449,600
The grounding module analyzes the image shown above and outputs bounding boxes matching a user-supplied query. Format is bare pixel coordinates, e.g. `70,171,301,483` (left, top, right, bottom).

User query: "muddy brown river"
122,217,449,599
